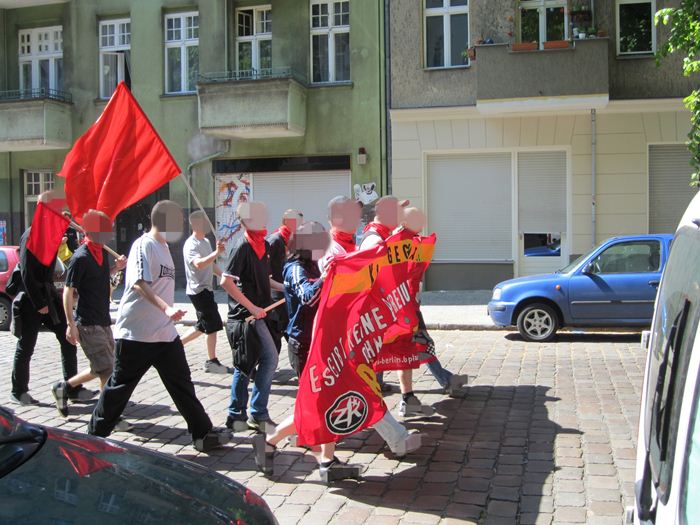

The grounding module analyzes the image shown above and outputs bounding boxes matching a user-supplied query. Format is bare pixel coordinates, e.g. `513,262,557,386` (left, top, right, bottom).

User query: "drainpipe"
186,148,228,222
591,108,597,248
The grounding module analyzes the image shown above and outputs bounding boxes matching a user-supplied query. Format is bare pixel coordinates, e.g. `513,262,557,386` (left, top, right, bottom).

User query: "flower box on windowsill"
543,40,570,50
512,42,538,52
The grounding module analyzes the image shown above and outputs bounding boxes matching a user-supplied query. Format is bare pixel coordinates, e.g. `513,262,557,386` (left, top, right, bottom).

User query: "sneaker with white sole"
392,431,422,457
247,417,276,433
114,418,134,432
225,416,250,432
319,457,363,484
444,374,469,397
204,359,232,374
193,428,233,452
51,381,69,417
8,392,39,406
253,433,275,475
398,395,435,417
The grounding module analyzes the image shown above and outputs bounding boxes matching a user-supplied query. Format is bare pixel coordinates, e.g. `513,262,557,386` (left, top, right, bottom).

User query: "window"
424,0,469,69
18,26,64,94
310,1,350,83
681,376,700,524
519,0,568,48
164,12,199,93
54,478,78,506
236,6,272,76
99,19,131,99
24,171,55,229
617,0,655,55
589,240,661,274
0,252,7,273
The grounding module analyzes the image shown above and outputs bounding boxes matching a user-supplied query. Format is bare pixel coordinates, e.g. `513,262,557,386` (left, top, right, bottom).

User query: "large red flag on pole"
294,232,436,447
58,82,181,221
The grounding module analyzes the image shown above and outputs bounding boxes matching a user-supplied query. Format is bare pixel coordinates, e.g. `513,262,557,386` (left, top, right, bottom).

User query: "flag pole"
178,172,218,241
69,221,121,259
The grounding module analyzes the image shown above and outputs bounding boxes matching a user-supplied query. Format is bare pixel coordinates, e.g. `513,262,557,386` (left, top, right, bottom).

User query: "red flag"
26,201,70,266
59,446,115,477
294,232,436,447
58,82,181,222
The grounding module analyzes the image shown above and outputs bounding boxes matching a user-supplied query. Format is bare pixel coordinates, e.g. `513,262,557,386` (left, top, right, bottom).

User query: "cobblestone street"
0,329,645,525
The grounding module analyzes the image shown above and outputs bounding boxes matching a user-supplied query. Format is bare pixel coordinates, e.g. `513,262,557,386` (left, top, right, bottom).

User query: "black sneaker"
8,392,39,406
204,359,231,374
247,417,276,433
67,387,99,402
253,433,275,475
51,381,69,418
319,457,363,484
193,428,233,452
225,415,249,432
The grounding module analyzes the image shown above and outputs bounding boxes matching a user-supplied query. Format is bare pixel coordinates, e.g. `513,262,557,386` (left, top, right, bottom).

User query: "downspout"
384,0,392,196
186,148,228,219
591,108,597,248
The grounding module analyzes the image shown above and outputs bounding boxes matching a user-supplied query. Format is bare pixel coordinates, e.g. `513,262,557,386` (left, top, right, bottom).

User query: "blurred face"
401,207,426,234
239,202,268,231
190,214,211,236
294,228,331,261
152,201,184,243
82,210,114,244
330,200,361,234
282,210,303,232
375,197,401,230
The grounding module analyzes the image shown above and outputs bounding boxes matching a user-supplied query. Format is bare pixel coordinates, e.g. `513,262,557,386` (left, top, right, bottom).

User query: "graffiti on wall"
215,173,251,257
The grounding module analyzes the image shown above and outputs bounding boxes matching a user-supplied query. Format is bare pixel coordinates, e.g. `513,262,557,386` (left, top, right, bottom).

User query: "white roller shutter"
649,145,697,233
518,151,567,233
427,153,512,261
251,171,351,229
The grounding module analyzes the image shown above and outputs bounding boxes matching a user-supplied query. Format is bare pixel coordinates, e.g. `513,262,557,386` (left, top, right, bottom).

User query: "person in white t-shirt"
87,200,231,453
181,210,230,374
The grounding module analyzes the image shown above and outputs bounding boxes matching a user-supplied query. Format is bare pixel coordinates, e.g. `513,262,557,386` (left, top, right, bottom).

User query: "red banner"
27,201,71,266
294,231,436,447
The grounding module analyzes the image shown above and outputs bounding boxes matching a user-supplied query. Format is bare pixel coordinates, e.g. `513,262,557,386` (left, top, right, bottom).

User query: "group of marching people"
8,190,467,482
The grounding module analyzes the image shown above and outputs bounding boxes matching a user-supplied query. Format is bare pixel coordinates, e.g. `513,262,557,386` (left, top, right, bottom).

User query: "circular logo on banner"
325,391,369,435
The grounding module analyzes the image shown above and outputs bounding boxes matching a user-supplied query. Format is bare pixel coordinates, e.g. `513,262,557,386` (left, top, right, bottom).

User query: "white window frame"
18,26,64,94
164,11,199,94
519,0,568,49
24,170,55,229
423,0,470,69
616,0,656,55
310,0,350,84
99,18,131,99
235,6,272,75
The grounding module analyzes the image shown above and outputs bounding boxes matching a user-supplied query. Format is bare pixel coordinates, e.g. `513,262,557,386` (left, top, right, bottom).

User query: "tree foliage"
656,1,700,186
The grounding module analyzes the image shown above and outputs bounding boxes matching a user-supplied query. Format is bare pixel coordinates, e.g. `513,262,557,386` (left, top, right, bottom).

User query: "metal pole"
591,108,597,248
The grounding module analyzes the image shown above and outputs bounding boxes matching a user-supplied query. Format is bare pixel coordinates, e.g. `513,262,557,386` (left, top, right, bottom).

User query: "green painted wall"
0,0,386,246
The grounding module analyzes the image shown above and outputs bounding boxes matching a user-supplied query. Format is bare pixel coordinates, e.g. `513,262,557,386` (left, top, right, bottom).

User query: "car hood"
495,272,566,292
1,422,276,525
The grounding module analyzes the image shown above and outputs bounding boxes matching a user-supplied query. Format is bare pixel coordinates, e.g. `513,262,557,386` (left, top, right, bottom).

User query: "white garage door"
252,171,351,230
427,154,512,261
649,144,697,233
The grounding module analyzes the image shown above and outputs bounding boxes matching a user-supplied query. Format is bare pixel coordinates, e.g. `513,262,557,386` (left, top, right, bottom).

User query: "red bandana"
331,229,356,253
245,229,268,260
363,222,392,241
85,239,104,266
275,225,292,246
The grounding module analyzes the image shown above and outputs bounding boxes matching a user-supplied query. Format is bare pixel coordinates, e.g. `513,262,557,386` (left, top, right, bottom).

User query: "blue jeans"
228,321,279,422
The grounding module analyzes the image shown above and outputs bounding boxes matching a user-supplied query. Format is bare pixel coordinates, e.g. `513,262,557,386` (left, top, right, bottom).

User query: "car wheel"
0,296,11,331
516,303,559,342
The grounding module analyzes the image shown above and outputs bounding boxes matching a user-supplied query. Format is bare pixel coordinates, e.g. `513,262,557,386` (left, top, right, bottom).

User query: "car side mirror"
582,263,595,275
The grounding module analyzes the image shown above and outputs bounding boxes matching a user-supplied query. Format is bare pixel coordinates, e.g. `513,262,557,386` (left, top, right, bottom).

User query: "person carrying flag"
265,209,303,352
253,221,363,483
88,200,231,453
9,191,97,406
180,210,230,374
221,201,284,434
51,210,129,422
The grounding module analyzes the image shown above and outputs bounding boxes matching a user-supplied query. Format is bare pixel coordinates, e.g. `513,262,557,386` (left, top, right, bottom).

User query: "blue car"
488,234,673,342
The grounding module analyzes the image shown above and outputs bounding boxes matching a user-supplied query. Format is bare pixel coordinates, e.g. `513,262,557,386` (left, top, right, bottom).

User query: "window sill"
424,65,471,71
309,81,353,89
160,92,197,99
616,52,655,60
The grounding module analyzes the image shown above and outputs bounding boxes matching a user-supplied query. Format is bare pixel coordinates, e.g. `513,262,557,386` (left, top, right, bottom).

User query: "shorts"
77,325,115,377
287,338,309,378
189,289,224,334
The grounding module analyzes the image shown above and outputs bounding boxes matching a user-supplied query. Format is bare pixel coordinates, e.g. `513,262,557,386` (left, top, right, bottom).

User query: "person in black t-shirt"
265,208,303,352
52,210,128,420
220,202,284,433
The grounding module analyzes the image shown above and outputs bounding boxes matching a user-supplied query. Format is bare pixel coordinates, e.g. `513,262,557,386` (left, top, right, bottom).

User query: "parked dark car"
0,406,277,524
0,246,20,331
488,234,674,342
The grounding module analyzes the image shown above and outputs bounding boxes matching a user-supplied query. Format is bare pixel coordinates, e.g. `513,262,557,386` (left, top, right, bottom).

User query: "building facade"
0,0,386,272
389,0,698,289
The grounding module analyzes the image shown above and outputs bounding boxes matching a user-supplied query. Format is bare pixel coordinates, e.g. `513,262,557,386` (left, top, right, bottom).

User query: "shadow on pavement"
504,332,642,344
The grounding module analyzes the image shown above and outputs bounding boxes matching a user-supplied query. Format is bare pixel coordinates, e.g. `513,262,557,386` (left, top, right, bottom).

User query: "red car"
0,246,20,331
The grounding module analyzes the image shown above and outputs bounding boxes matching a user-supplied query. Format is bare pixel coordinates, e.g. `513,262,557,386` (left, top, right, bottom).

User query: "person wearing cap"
266,209,303,353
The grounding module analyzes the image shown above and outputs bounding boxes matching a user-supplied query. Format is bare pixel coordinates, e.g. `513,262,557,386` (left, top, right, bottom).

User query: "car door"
568,239,662,322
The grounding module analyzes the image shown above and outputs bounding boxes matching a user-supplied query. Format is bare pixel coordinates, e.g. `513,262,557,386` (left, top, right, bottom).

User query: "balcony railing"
0,88,72,104
199,67,306,85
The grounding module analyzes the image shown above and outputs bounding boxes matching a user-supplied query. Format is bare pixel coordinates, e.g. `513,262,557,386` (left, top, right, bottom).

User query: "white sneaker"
398,395,435,417
444,374,469,397
204,359,232,374
392,431,422,457
9,392,39,406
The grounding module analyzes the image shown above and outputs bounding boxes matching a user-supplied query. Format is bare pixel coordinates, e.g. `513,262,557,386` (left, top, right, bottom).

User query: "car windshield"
556,252,587,273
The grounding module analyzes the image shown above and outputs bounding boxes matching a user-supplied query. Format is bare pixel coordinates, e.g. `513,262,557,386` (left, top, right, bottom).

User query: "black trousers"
88,337,213,440
269,292,288,353
11,294,78,397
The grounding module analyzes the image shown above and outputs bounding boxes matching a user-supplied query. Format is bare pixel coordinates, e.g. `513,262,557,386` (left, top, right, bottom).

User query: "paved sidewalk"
1,329,644,525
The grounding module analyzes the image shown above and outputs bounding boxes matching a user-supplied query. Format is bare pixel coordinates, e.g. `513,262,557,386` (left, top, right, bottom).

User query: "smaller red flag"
26,201,70,266
59,446,115,477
